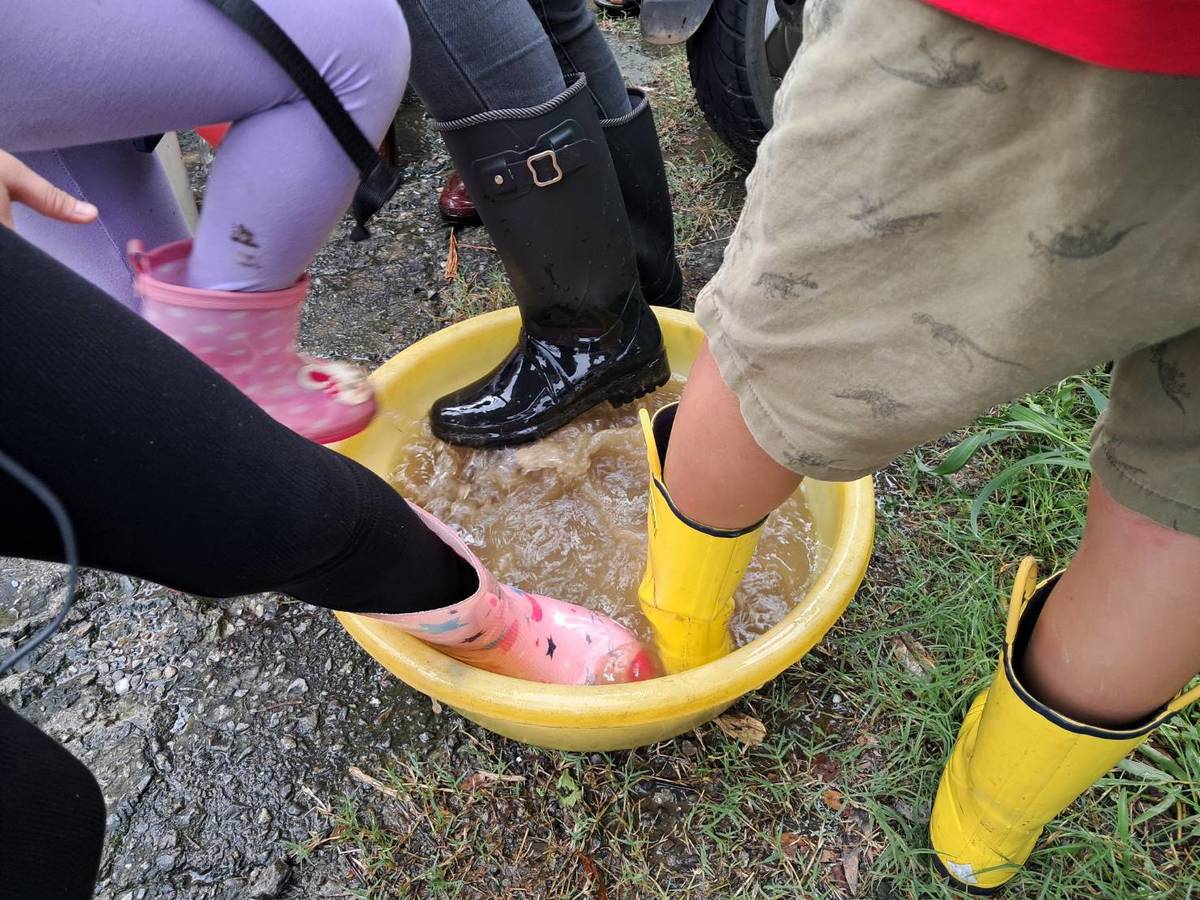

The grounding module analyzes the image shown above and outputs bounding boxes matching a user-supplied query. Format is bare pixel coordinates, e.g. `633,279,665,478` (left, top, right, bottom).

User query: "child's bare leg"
667,349,1200,726
1024,479,1200,726
663,340,802,530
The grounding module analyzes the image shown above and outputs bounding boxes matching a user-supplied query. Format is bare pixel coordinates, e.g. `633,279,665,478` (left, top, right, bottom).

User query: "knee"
319,0,411,141
534,0,596,43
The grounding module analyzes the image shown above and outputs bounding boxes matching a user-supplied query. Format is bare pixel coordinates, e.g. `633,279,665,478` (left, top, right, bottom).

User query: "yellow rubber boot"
637,404,765,673
930,558,1200,893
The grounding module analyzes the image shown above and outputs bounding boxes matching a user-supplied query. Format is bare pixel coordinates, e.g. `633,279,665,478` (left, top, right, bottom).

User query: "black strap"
202,0,402,240
472,120,593,203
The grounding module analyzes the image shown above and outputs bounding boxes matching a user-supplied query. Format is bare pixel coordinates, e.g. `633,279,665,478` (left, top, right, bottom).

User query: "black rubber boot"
603,88,684,310
430,76,670,448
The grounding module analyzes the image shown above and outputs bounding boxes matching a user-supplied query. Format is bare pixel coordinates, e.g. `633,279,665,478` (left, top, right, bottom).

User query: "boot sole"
434,350,671,448
606,351,672,408
594,0,639,16
440,209,482,227
927,831,1006,896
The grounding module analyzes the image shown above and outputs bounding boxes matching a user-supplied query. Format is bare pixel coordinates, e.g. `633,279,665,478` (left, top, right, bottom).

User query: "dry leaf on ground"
578,853,609,900
822,788,845,812
890,633,936,679
842,847,861,895
781,832,815,860
811,753,841,783
715,713,767,745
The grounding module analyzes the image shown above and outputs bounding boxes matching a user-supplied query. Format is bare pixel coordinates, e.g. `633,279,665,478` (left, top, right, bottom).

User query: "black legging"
1,227,478,896
0,225,473,614
0,701,107,897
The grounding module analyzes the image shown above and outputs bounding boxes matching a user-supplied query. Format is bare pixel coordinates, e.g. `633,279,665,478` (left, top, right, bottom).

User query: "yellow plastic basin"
332,307,874,751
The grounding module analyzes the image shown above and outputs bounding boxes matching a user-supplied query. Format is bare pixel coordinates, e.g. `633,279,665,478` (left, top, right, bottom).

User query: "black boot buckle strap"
526,149,565,187
473,120,592,201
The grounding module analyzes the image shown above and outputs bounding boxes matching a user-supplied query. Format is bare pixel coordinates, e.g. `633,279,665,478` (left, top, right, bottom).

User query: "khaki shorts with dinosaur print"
697,0,1200,535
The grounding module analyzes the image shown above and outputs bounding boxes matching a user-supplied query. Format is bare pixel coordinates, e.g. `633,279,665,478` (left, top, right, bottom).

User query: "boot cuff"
434,74,589,132
600,88,648,128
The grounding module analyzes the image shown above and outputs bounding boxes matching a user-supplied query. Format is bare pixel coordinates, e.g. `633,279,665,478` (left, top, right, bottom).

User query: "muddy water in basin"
389,378,827,650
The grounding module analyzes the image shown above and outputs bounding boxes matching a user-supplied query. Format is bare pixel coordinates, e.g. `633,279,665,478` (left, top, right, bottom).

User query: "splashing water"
390,378,827,649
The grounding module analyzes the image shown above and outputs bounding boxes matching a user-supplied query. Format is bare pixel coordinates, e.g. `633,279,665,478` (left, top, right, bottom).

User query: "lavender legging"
2,0,410,296
14,143,193,308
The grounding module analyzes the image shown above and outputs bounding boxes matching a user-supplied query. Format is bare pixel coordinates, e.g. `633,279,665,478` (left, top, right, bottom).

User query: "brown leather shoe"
437,170,481,226
594,0,640,15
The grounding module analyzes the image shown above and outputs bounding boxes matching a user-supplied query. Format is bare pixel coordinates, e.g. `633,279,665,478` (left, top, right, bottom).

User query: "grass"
293,371,1200,899
439,261,515,325
640,42,744,257
294,33,1200,900
842,374,1200,899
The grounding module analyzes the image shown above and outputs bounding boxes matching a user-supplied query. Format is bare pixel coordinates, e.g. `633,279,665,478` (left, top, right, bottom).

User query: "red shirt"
924,0,1200,75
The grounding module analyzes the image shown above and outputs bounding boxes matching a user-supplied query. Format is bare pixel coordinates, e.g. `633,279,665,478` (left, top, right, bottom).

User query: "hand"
0,149,99,230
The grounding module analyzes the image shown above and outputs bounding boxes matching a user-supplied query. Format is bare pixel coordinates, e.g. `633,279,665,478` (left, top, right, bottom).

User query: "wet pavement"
1,28,739,900
0,97,486,898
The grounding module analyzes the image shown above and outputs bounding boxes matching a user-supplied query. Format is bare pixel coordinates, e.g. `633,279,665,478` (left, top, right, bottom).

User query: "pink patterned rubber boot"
130,239,376,444
368,503,660,685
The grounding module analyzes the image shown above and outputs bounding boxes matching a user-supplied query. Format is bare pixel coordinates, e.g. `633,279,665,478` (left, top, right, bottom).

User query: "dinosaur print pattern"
1098,438,1149,481
833,388,911,420
689,0,1200,534
851,197,940,237
1027,221,1146,261
1151,343,1190,413
754,271,818,299
874,36,1007,94
912,313,1026,371
784,450,841,471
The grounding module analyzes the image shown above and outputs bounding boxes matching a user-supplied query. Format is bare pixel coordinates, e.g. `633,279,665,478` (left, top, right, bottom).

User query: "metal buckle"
526,149,564,187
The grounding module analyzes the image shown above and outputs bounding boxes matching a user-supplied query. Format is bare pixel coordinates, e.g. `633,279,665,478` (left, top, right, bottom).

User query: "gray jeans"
400,0,631,121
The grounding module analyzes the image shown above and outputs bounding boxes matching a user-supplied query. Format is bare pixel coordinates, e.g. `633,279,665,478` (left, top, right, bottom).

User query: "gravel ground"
1,29,736,900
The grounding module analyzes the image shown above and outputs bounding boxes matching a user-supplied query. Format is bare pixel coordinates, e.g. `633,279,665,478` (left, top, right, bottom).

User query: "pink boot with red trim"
131,239,375,444
368,503,660,685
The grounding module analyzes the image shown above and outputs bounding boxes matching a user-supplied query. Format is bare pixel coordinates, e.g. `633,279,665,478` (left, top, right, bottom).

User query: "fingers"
0,150,98,225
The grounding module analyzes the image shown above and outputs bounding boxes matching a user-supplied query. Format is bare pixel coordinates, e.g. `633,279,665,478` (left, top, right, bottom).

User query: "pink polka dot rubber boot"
130,239,375,444
367,502,661,685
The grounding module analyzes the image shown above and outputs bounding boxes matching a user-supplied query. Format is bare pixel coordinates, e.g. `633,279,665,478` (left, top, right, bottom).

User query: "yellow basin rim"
332,308,875,740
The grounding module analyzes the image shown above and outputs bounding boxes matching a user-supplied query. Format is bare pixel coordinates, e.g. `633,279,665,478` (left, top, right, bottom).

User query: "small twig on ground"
301,785,332,819
460,770,526,791
349,766,401,800
691,233,736,246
